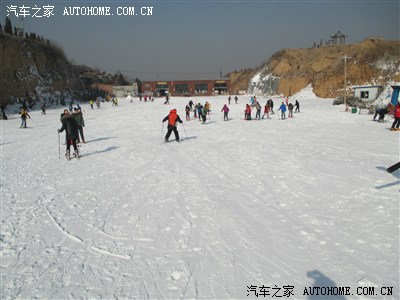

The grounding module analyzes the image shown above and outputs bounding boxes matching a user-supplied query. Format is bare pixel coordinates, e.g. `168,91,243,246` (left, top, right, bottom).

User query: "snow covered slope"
1,94,399,299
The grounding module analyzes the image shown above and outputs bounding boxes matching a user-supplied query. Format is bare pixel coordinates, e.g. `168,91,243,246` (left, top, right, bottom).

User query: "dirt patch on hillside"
229,38,400,98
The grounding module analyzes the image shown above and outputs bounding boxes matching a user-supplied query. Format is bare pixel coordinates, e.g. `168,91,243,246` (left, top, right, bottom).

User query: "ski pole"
161,122,164,138
182,123,188,138
58,131,61,159
30,117,37,125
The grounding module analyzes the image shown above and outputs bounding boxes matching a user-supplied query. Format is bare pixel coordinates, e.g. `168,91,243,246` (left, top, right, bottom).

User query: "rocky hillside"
0,32,124,107
0,32,87,106
230,38,400,98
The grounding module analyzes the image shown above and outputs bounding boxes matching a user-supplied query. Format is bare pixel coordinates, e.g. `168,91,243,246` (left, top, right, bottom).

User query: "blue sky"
2,0,399,81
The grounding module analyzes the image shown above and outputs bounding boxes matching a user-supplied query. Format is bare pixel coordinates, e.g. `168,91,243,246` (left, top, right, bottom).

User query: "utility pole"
269,66,272,95
342,55,352,110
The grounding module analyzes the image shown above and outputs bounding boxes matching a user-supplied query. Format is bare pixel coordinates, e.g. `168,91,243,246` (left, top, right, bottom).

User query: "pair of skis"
65,149,80,161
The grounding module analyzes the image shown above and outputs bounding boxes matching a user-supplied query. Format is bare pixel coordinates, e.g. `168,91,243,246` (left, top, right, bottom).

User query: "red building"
141,79,231,97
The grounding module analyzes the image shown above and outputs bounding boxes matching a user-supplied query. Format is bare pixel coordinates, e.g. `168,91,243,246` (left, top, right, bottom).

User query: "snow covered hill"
1,93,399,299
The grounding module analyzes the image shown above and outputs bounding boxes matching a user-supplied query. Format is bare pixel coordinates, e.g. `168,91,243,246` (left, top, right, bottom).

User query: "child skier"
262,103,270,119
278,102,287,119
19,108,31,128
185,105,191,121
163,109,183,142
221,104,230,121
245,104,252,120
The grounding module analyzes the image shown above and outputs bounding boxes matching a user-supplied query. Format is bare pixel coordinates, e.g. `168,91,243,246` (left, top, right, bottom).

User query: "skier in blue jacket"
278,102,287,119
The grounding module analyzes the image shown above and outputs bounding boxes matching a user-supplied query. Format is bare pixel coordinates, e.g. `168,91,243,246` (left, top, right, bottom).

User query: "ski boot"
73,149,80,159
65,150,71,160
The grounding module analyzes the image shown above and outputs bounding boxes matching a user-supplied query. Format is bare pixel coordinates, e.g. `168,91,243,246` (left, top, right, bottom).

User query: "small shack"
390,85,400,105
353,85,383,100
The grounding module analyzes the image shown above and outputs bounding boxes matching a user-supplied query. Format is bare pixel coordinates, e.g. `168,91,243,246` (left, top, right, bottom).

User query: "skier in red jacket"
162,109,183,142
390,103,400,131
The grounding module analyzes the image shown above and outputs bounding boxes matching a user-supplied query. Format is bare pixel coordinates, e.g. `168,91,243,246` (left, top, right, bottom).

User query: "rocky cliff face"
0,32,88,106
231,38,400,98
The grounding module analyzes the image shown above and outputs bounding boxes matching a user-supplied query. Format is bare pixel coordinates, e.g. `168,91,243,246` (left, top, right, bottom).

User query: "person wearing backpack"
58,109,80,159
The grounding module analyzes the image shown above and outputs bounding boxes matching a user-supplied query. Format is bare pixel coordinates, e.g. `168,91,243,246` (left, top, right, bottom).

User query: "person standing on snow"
19,108,31,128
390,103,400,131
193,103,198,118
41,103,46,115
234,96,238,104
58,110,80,159
294,100,300,113
197,103,203,122
245,104,252,120
262,102,270,119
73,108,86,143
255,101,262,120
221,104,230,121
162,109,183,142
185,105,191,121
201,105,209,123
270,99,274,114
204,101,211,114
288,103,294,118
278,102,287,119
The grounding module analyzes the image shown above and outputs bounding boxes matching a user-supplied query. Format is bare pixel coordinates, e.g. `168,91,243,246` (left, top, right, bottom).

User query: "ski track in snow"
1,95,399,299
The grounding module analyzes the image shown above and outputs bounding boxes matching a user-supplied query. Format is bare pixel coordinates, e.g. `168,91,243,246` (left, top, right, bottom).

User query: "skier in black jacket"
58,109,80,159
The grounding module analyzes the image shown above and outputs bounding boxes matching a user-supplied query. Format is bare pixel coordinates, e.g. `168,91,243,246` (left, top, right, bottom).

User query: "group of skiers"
244,97,300,120
183,101,212,123
89,98,101,109
372,102,400,131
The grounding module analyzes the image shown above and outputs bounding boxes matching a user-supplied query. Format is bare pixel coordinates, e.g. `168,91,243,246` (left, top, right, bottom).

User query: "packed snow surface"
1,94,399,299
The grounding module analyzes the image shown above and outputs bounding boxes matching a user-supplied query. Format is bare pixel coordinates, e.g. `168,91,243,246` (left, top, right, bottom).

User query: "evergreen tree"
5,17,12,34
